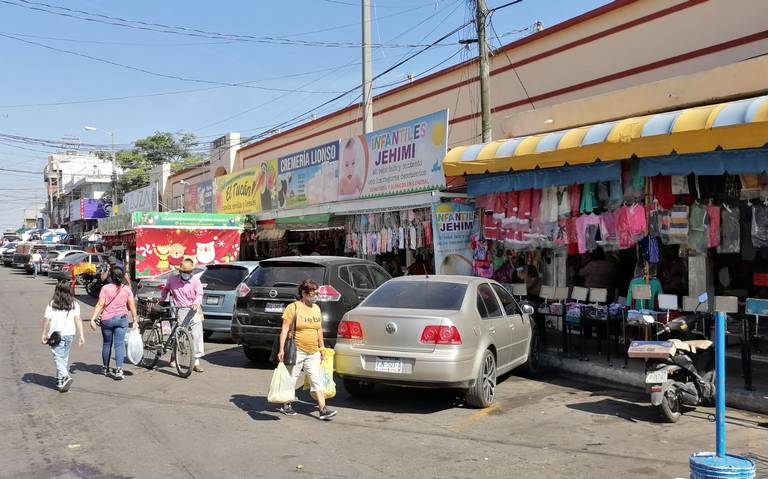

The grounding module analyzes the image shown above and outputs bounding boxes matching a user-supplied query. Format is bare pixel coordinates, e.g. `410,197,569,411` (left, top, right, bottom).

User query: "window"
348,265,374,290
477,284,502,318
368,266,391,288
246,262,326,287
492,283,522,315
362,281,467,310
200,266,249,291
338,267,351,286
476,294,489,318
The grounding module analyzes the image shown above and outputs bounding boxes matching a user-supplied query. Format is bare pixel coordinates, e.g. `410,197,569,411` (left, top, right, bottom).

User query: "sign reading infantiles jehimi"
338,110,448,200
431,202,477,276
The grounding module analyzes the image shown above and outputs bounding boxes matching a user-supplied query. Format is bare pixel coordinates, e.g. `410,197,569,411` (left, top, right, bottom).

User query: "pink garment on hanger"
529,189,542,225
599,210,618,242
517,189,532,223
423,221,433,245
575,214,601,254
505,191,519,219
569,184,581,216
707,204,720,248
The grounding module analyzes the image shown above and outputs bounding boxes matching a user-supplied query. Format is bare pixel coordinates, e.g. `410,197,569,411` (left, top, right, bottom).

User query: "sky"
0,0,610,230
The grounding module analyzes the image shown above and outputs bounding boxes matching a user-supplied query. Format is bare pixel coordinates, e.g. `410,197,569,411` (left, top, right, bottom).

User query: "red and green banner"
134,227,241,278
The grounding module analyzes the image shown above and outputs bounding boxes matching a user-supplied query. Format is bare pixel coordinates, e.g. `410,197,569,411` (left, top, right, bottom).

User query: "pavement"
1,266,766,479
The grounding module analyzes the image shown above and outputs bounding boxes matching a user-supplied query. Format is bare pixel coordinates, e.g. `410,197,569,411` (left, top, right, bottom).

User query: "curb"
541,353,768,415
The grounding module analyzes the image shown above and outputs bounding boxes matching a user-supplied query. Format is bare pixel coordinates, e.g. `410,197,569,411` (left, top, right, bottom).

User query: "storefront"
444,95,768,306
98,211,243,278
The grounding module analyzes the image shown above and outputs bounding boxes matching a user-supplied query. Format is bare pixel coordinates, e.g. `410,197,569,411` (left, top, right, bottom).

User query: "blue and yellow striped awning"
444,95,768,176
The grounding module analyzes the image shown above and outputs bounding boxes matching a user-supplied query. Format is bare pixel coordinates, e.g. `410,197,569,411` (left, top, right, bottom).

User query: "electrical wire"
0,0,451,49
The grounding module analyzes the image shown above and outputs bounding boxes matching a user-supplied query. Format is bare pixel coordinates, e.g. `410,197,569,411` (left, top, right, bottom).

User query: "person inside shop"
512,256,542,297
578,248,617,301
407,254,429,276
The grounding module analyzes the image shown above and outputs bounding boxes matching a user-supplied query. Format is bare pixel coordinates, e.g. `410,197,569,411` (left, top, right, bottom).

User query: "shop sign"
277,141,339,208
339,110,448,201
183,180,213,213
120,184,157,214
138,212,242,229
98,212,142,235
134,227,241,277
431,202,477,276
214,160,278,214
70,198,112,221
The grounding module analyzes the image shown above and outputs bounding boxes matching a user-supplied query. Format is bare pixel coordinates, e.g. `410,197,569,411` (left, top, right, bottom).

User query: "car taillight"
155,284,165,290
420,326,462,345
236,283,251,298
316,285,341,302
650,385,663,392
337,320,363,339
63,264,72,270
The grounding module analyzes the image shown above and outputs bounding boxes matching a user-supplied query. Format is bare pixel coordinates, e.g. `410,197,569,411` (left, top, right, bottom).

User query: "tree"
100,131,204,203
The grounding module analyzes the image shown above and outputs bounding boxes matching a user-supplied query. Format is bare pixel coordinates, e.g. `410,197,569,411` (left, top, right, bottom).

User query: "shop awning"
467,161,620,196
444,95,768,176
638,147,768,176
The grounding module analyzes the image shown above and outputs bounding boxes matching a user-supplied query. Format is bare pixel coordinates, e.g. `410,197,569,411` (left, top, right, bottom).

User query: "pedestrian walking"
89,266,138,380
30,250,43,278
277,279,337,420
160,258,206,373
41,281,84,392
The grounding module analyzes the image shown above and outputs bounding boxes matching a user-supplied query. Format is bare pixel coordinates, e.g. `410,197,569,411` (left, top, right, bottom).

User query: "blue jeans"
32,262,40,277
100,315,128,369
51,335,74,379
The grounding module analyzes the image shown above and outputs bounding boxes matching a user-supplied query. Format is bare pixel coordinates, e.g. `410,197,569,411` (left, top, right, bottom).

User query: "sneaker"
59,376,73,393
279,404,297,416
102,366,110,376
319,408,337,421
56,378,64,390
113,368,124,380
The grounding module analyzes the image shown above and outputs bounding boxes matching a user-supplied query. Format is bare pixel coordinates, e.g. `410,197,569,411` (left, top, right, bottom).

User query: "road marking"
451,402,502,432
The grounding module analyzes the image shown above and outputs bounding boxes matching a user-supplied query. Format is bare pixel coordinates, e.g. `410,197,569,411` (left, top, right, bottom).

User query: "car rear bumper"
203,316,233,333
334,344,477,388
49,271,70,281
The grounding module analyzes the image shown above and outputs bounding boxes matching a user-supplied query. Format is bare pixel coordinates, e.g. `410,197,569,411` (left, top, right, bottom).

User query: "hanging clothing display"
752,205,768,248
717,204,740,253
707,204,721,249
687,203,709,253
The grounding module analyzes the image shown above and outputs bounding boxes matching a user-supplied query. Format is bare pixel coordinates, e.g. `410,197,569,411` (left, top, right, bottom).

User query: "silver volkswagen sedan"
334,275,539,408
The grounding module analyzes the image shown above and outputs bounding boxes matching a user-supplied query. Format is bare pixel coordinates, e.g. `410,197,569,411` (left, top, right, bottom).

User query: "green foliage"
113,131,204,202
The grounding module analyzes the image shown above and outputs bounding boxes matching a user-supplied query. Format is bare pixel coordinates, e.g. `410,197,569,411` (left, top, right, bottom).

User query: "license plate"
645,370,668,383
375,358,403,374
264,302,285,313
205,296,220,305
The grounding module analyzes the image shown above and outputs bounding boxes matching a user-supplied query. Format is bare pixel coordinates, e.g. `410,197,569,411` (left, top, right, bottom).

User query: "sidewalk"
540,349,768,415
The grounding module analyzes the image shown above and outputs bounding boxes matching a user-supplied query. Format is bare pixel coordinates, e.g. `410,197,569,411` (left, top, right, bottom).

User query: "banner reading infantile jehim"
338,110,448,201
431,202,477,276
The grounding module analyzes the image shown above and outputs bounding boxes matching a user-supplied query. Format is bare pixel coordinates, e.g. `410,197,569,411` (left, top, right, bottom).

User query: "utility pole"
475,0,492,142
362,0,373,134
110,131,118,215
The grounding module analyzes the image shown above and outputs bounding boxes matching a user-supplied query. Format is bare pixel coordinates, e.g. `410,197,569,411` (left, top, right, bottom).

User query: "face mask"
309,296,319,304
180,273,192,282
516,267,525,273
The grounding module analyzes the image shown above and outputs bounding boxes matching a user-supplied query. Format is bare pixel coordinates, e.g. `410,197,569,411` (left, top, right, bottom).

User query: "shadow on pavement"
204,333,234,344
331,380,463,414
75,294,98,307
70,362,104,376
204,347,274,370
230,394,280,421
565,398,664,423
21,373,57,391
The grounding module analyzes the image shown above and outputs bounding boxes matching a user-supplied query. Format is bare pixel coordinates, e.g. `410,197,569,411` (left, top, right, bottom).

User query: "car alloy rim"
482,354,496,404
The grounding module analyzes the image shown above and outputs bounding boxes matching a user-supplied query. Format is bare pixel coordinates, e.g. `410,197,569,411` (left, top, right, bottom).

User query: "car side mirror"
521,304,534,315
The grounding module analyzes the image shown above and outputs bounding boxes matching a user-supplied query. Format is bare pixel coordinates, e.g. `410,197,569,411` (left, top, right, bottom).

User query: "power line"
0,33,348,94
0,0,451,49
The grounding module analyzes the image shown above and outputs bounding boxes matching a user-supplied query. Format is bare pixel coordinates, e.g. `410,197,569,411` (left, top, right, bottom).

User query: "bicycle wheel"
139,324,162,370
174,328,195,378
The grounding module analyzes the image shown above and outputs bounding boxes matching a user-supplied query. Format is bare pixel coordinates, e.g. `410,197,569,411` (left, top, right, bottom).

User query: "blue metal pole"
715,311,726,458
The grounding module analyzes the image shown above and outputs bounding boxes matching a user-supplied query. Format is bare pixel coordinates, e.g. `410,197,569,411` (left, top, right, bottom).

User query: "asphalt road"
1,266,766,479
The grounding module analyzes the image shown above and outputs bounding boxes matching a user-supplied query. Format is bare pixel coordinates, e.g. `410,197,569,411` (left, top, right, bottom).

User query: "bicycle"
137,298,196,378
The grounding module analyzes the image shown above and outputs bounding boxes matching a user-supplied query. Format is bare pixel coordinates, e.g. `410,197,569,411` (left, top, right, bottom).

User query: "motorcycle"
78,271,104,298
628,305,715,422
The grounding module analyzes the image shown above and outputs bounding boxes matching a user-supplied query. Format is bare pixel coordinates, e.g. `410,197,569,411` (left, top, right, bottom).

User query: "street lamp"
83,126,117,215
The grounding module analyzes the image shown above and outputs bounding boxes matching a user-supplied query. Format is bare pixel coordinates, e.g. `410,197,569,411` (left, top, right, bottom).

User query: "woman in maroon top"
89,267,138,380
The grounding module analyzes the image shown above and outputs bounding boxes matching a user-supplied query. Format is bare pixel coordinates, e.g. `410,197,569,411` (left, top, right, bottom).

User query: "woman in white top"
41,281,84,392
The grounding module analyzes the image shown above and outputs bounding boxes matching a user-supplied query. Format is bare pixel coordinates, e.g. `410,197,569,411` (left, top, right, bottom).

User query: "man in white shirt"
30,251,43,278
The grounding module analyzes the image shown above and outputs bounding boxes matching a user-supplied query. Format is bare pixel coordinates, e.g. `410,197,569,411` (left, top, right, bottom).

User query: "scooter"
628,304,715,422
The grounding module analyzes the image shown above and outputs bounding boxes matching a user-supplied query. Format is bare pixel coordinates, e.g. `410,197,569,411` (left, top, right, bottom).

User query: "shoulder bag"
270,301,298,366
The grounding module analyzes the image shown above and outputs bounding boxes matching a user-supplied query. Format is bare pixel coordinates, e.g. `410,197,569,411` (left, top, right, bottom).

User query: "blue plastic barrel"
689,453,755,478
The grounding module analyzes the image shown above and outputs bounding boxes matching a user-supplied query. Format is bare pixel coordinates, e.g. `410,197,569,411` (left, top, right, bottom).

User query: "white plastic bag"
125,328,144,366
267,363,296,404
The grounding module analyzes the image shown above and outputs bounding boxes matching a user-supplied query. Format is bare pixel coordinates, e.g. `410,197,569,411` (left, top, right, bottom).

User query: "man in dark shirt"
99,255,131,286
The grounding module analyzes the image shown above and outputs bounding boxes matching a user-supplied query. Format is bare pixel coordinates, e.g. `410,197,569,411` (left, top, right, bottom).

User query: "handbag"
46,331,62,348
270,301,298,366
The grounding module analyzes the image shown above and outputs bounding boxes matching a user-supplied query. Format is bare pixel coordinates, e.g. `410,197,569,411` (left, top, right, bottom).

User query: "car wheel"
203,330,213,341
465,349,496,408
520,326,540,376
242,347,269,363
343,378,375,397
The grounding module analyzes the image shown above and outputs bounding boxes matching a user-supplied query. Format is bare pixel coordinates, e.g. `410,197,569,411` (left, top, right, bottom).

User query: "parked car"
1,244,19,266
135,266,206,301
21,244,75,273
334,276,540,408
231,256,391,362
11,242,35,268
0,242,17,258
40,249,87,275
199,262,259,340
48,252,108,281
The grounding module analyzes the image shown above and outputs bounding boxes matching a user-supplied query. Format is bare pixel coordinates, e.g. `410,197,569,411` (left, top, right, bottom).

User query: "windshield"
362,281,468,310
246,263,325,288
63,253,88,263
200,266,250,291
